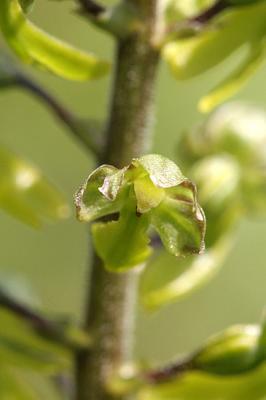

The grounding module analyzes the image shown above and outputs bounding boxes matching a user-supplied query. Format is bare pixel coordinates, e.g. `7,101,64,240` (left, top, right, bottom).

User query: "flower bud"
193,325,262,375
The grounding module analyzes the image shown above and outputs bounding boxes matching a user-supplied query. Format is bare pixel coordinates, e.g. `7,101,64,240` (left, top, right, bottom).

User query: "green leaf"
0,146,69,227
0,0,110,81
92,200,152,271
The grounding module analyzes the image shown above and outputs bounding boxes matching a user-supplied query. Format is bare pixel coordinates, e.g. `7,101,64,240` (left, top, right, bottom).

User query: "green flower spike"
75,154,205,272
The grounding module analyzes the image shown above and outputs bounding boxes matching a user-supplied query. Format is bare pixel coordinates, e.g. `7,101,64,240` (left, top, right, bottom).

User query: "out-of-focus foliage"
137,319,266,400
75,154,205,271
18,0,35,13
0,281,90,398
192,324,265,375
0,305,72,400
164,1,266,112
0,308,71,373
0,0,110,80
0,369,39,400
165,0,215,21
0,146,69,227
0,52,18,85
138,363,266,400
0,368,63,399
140,238,231,309
140,102,266,309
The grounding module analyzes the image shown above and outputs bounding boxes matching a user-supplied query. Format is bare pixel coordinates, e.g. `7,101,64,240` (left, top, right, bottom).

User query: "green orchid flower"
75,154,205,271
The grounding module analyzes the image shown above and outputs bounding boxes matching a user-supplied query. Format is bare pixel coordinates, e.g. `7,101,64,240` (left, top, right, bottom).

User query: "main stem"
76,2,160,399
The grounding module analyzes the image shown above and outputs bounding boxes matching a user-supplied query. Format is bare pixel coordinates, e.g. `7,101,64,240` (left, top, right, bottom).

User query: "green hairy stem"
75,1,161,399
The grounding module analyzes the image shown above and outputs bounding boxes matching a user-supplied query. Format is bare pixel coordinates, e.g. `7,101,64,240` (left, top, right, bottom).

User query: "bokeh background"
0,0,266,366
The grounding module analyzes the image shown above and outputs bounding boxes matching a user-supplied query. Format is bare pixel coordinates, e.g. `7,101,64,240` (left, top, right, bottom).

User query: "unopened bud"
193,325,262,375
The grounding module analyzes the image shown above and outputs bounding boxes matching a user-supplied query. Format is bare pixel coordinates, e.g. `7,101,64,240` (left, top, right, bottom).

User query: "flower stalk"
75,1,161,399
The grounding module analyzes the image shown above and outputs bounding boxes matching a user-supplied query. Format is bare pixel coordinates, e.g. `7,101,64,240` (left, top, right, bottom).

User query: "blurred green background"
1,0,266,367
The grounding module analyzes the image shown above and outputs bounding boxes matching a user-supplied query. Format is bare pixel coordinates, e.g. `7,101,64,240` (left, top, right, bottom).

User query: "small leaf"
0,146,69,227
0,0,110,81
